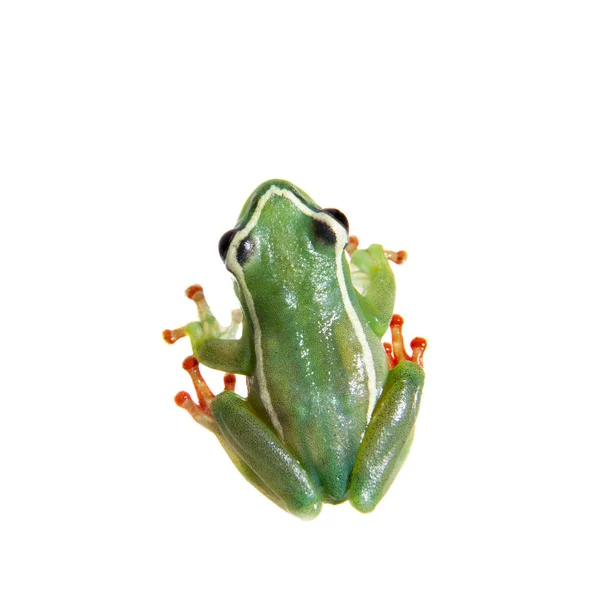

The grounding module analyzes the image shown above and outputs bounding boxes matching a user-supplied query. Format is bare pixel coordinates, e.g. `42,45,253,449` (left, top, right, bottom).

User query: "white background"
1,1,599,598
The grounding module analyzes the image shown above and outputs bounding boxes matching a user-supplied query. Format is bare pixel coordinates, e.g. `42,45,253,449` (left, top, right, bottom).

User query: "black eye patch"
313,218,337,245
236,236,254,266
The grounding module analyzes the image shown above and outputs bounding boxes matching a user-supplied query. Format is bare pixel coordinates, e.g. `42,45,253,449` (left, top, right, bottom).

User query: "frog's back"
245,255,388,502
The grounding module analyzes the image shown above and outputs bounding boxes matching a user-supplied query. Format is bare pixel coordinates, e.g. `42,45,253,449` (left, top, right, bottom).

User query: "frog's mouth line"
226,185,378,436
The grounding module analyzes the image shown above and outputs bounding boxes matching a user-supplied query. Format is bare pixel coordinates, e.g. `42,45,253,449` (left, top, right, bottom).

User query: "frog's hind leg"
174,357,322,520
349,315,427,513
210,392,322,520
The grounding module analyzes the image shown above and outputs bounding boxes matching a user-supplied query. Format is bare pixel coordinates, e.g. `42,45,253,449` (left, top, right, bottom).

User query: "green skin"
180,180,425,519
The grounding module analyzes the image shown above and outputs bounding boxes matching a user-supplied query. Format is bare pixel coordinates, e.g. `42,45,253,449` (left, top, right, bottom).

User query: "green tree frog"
163,180,426,519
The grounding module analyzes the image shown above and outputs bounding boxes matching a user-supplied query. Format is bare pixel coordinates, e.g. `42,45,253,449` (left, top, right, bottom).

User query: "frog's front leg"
163,284,254,375
347,236,407,337
349,316,427,513
174,358,322,520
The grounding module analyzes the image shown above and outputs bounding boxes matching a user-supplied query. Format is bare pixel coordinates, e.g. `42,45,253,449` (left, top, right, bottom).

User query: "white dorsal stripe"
226,185,378,439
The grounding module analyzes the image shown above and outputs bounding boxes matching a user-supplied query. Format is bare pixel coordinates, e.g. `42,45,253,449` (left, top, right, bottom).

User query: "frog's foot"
162,284,242,346
173,355,236,433
384,248,408,265
384,314,427,368
346,235,408,265
185,285,242,338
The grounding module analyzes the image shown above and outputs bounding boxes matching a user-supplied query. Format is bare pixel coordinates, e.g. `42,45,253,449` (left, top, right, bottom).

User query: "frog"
163,179,426,519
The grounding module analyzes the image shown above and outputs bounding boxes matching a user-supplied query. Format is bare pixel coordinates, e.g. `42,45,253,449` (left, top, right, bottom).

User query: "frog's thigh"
211,391,322,520
349,361,425,513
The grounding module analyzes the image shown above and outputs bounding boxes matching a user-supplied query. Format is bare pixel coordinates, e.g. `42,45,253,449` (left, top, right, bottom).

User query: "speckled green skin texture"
184,180,425,518
349,361,424,512
211,393,321,519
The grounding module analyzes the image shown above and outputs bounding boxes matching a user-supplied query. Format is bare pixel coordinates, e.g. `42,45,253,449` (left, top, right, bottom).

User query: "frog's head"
218,180,350,284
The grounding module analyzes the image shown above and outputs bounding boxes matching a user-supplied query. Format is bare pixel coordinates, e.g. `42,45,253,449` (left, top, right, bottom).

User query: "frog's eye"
218,229,238,262
321,208,349,232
